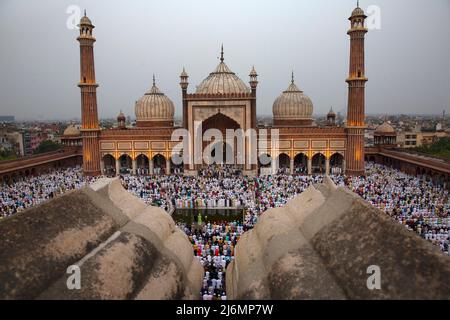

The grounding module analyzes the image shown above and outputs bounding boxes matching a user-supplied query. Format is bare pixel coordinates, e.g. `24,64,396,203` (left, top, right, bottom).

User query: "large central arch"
202,112,241,166
202,112,241,135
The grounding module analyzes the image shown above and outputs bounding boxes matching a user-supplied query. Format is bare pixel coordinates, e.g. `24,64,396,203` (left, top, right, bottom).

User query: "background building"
0,116,15,123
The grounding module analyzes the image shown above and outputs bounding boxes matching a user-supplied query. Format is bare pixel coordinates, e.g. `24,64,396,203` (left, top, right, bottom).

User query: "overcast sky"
0,0,449,121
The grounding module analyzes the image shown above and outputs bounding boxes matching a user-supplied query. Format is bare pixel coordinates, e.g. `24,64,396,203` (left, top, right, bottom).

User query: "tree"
0,148,16,161
33,140,61,154
414,138,450,159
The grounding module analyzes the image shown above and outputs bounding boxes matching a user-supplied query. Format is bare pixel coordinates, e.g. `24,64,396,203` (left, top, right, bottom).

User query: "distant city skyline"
0,0,449,120
2,113,448,123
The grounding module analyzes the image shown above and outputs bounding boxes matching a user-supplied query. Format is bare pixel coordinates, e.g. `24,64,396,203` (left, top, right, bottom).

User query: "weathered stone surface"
268,248,346,300
106,178,147,220
0,178,203,300
310,188,450,300
38,232,159,300
0,187,122,299
227,181,450,300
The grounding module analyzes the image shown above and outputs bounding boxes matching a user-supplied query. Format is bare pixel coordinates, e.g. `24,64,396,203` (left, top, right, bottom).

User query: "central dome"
195,48,250,95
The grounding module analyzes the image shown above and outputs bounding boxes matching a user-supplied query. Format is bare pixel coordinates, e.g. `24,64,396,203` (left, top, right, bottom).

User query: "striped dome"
273,77,313,120
195,48,251,95
63,124,80,136
135,78,174,122
79,11,93,26
375,122,395,134
351,6,365,17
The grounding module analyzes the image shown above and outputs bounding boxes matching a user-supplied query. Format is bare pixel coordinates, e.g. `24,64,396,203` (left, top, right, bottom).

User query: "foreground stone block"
0,178,203,300
227,179,450,300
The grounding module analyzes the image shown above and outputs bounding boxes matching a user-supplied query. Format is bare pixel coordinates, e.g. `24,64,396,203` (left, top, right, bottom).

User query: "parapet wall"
0,178,203,300
226,177,450,300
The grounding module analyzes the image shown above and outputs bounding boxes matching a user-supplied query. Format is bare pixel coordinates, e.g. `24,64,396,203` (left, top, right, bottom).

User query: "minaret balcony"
347,28,368,36
78,82,99,88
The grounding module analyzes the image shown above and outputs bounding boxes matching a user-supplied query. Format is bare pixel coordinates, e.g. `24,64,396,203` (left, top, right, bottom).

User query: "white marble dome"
273,77,313,120
375,122,395,134
135,78,174,122
195,49,250,95
63,124,80,136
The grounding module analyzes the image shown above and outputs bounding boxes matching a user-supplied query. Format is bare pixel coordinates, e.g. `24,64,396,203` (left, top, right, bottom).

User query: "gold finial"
84,9,87,17
220,44,224,62
291,71,295,84
152,74,156,86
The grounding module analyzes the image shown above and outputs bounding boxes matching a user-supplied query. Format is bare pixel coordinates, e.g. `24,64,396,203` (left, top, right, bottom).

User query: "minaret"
77,11,101,176
327,107,337,126
117,110,126,129
249,65,258,130
345,3,368,176
249,66,258,173
180,67,189,129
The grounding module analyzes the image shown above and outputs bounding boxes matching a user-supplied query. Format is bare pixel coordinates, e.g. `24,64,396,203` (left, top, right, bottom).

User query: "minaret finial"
84,9,87,17
291,70,294,84
220,44,224,62
152,74,156,86
357,0,360,8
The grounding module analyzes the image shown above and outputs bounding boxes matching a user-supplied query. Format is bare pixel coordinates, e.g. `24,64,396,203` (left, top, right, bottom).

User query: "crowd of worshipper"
120,164,449,299
0,162,448,300
5,163,445,246
340,162,450,255
121,170,327,300
199,164,242,178
121,164,449,250
0,166,99,218
121,168,324,225
177,220,246,300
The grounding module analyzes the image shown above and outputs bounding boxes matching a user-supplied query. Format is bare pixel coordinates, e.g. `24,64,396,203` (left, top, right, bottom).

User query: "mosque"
76,5,369,177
